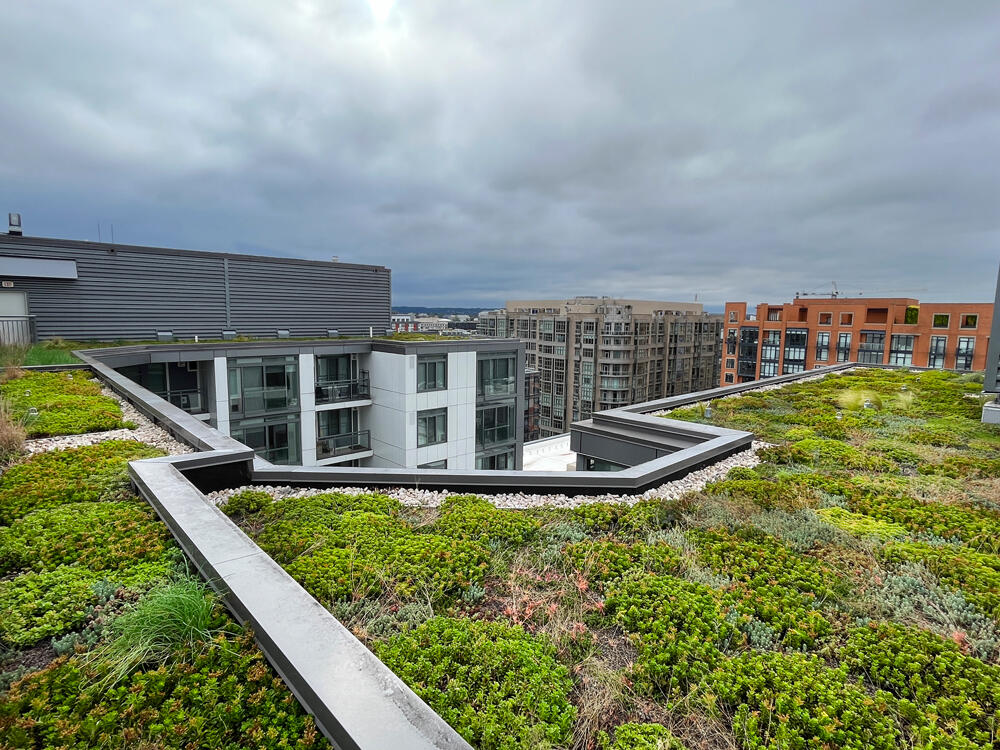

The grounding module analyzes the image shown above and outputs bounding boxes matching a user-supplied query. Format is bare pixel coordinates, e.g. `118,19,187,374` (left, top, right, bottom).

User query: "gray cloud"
1,0,998,307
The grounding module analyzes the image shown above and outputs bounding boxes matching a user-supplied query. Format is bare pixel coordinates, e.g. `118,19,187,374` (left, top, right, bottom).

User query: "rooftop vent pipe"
8,213,22,236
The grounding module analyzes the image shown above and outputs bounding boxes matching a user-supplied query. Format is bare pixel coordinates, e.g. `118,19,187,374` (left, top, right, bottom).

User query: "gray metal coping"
130,455,470,750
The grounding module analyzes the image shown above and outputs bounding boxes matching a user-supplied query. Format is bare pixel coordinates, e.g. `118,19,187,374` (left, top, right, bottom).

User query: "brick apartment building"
722,296,993,385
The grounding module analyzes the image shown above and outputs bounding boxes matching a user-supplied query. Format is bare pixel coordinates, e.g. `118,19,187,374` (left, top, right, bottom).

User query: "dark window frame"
417,355,448,392
417,407,448,447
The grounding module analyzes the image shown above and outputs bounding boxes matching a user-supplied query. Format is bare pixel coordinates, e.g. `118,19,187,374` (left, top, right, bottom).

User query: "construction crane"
795,282,840,298
853,288,927,297
795,282,929,298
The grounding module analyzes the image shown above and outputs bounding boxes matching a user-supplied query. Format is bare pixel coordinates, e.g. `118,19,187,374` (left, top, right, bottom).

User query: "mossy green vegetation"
598,723,688,750
0,416,326,746
7,370,980,750
0,371,128,437
182,369,1000,748
0,440,164,524
839,622,999,747
375,617,576,750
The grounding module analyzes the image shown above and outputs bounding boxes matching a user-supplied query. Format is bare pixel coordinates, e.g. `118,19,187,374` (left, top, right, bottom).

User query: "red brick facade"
720,297,993,385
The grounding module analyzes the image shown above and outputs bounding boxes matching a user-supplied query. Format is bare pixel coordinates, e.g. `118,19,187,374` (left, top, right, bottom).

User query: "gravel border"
21,380,194,457
207,440,770,510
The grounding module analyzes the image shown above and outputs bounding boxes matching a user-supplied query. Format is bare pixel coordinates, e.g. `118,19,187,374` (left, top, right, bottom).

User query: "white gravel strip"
22,380,194,456
207,440,770,511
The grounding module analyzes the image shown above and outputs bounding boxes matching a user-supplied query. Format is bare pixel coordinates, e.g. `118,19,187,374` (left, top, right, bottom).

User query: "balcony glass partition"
317,430,371,460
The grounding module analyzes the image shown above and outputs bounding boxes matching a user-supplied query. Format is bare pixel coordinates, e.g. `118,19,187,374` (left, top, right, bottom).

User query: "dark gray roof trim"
0,234,389,272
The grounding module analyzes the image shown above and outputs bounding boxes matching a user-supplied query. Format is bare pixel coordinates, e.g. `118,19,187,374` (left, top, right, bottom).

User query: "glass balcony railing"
315,372,371,405
317,430,371,460
476,424,515,449
231,387,299,415
478,377,516,398
161,389,205,414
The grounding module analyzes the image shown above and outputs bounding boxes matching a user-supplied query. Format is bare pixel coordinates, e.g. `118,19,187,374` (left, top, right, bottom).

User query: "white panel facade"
212,356,230,434
366,350,413,468
298,353,317,465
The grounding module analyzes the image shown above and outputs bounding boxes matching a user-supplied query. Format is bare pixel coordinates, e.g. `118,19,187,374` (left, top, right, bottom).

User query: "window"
956,337,975,371
476,404,515,448
928,335,947,369
728,310,738,322
228,356,298,416
766,308,782,322
840,312,854,326
961,314,978,329
858,331,886,364
316,409,369,460
836,332,852,362
815,332,830,362
418,459,447,469
818,312,832,325
231,414,300,465
782,328,808,374
932,313,950,328
477,353,516,397
417,355,447,391
317,408,355,437
476,450,514,470
316,354,352,383
417,408,447,446
903,306,919,325
724,373,735,384
888,335,914,366
725,358,735,369
315,355,368,404
583,456,627,472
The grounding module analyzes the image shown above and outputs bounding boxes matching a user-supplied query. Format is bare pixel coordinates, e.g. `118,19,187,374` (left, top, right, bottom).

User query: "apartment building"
523,366,540,442
113,338,524,470
478,297,722,438
722,296,994,385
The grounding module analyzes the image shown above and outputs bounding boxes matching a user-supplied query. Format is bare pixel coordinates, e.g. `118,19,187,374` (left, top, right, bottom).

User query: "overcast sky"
2,2,998,308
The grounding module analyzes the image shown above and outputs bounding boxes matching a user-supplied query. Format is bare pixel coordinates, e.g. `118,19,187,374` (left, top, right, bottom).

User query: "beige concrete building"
479,297,722,437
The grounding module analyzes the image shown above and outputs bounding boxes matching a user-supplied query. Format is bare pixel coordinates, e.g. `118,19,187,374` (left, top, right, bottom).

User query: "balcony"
477,423,516,450
231,387,299,415
316,430,371,460
315,372,370,405
478,376,516,399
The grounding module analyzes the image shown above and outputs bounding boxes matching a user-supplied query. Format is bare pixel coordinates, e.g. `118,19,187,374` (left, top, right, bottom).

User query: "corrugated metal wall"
0,236,391,340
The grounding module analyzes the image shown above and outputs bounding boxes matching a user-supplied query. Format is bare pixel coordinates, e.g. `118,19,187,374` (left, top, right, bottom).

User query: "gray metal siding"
0,237,390,340
985,264,1000,394
225,256,390,335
